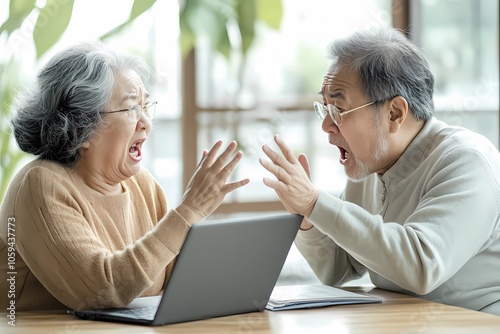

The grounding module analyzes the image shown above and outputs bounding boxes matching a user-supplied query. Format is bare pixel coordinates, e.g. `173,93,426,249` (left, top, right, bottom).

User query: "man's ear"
387,96,408,133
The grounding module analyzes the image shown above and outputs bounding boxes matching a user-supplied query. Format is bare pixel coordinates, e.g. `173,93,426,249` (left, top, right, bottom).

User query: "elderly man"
260,28,500,315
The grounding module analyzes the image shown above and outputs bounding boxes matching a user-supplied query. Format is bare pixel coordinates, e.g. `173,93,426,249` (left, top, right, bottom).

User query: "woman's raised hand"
177,140,249,224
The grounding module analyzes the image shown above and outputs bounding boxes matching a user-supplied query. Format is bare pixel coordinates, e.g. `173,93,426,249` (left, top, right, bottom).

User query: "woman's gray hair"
11,41,151,167
326,28,434,121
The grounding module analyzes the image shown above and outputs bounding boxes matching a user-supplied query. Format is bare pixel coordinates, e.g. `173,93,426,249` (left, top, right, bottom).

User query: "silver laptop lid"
153,213,302,325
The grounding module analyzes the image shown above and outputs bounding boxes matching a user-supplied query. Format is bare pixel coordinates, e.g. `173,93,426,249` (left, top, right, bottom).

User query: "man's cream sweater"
296,118,500,315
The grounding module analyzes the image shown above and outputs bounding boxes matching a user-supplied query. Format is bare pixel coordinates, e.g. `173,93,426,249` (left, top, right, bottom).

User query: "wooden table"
2,287,500,333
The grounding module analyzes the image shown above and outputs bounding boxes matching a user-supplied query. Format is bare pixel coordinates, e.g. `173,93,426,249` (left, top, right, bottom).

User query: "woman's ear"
388,96,409,133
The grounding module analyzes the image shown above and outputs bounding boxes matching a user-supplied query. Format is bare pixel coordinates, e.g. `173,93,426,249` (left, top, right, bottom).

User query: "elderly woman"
0,41,249,311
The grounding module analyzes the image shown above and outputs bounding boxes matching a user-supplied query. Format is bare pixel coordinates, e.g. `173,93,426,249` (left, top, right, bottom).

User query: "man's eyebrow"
330,91,344,99
319,89,345,99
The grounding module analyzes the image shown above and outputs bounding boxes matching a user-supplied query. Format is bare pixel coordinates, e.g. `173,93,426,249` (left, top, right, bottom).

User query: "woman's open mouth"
129,139,145,161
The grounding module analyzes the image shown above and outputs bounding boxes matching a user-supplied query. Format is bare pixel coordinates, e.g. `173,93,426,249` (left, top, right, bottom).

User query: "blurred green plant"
0,59,25,203
0,0,282,203
179,0,283,59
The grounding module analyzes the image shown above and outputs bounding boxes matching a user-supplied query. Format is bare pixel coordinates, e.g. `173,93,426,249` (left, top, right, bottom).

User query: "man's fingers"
262,144,292,174
274,135,298,164
262,176,286,192
298,153,311,178
259,157,292,184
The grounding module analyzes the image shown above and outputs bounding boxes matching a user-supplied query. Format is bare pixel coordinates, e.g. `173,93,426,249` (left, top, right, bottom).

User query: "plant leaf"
0,127,12,167
256,0,282,30
100,0,157,41
179,0,235,59
214,24,231,59
32,0,75,59
236,0,256,54
99,21,131,41
0,0,37,37
130,0,157,18
179,16,196,59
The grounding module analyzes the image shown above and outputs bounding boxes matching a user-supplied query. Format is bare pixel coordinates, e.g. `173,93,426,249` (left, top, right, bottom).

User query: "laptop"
69,213,302,326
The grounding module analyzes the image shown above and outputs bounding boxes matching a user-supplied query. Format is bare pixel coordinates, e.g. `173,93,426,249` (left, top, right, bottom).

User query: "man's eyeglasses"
102,101,157,122
313,101,376,126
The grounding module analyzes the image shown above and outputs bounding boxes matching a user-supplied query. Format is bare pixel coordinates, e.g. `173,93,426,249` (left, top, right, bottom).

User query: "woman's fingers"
222,178,250,194
195,149,209,170
203,140,238,170
202,140,224,167
217,150,242,180
181,140,249,223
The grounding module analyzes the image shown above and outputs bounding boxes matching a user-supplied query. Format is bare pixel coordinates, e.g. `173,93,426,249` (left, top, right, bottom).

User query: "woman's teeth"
129,146,139,158
129,142,141,159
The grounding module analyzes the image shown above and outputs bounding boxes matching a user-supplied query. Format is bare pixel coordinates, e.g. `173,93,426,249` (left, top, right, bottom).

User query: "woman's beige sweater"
1,160,191,311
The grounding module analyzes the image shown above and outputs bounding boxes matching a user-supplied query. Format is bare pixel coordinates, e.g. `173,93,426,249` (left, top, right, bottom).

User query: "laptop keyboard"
107,306,157,320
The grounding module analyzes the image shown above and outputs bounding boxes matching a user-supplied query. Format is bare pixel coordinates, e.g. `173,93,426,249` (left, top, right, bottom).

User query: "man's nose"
322,115,339,134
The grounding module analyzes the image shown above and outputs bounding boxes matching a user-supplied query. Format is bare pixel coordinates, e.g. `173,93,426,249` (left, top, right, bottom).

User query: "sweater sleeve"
295,224,367,286
14,167,191,310
305,148,500,295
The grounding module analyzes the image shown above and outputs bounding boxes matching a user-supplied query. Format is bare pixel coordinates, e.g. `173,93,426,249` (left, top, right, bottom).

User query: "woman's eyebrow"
121,92,138,103
121,90,150,103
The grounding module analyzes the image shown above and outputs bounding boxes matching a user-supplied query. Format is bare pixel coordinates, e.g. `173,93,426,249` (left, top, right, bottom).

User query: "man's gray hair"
11,41,151,167
326,28,434,121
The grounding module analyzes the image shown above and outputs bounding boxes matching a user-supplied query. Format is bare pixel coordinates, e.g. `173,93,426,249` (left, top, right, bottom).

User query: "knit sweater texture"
296,118,500,315
0,160,190,311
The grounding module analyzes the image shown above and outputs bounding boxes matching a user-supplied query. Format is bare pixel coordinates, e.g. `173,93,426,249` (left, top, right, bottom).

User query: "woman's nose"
136,111,151,131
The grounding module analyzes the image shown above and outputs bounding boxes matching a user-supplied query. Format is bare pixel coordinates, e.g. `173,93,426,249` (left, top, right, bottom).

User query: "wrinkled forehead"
322,61,340,84
320,61,359,95
113,68,149,101
322,73,336,88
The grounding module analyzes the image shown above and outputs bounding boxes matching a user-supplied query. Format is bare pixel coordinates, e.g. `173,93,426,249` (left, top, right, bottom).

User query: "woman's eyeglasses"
102,101,157,122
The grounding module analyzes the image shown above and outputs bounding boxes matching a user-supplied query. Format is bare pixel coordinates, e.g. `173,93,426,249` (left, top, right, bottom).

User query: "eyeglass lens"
130,102,156,121
313,102,341,125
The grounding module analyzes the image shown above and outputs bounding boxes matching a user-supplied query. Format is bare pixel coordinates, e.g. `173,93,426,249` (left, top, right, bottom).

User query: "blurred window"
186,0,393,212
411,0,499,147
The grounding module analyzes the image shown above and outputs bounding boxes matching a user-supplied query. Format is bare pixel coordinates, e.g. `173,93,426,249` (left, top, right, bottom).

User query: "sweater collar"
379,117,444,186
